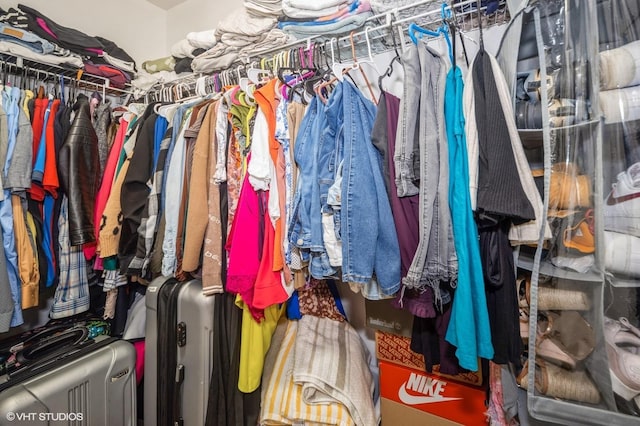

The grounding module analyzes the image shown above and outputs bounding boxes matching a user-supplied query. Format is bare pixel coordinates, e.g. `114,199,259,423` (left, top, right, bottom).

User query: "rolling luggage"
144,276,215,426
0,337,137,426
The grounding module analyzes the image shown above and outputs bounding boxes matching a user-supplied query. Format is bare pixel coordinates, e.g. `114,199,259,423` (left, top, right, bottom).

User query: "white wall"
0,0,168,65
165,0,244,54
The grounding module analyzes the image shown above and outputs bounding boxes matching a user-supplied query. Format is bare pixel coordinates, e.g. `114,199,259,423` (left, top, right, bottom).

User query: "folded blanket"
279,0,370,27
171,38,197,58
245,0,283,18
282,11,372,38
283,0,353,19
192,51,239,73
293,315,377,426
260,320,355,426
220,33,261,48
186,29,216,49
237,29,291,62
130,69,185,99
215,8,276,39
600,40,640,90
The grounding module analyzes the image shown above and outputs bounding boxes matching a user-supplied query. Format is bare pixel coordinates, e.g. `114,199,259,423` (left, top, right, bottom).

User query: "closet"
4,0,640,425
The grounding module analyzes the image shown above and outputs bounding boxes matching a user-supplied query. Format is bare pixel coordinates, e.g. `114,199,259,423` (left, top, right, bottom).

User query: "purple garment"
392,287,436,318
372,91,421,278
410,301,461,375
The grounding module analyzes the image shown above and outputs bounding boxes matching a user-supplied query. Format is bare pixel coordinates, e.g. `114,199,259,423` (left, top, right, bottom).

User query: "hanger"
247,62,271,85
58,74,65,104
330,31,377,103
408,4,454,64
447,3,470,68
379,19,402,91
477,0,485,52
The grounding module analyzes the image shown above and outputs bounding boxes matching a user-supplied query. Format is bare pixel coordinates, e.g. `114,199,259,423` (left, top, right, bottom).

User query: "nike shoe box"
375,330,483,387
379,361,487,426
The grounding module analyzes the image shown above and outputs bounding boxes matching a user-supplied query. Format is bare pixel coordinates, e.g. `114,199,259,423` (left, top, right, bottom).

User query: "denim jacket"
339,81,401,297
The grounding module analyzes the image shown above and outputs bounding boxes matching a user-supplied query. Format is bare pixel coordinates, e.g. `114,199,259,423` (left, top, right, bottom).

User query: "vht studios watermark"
5,411,84,422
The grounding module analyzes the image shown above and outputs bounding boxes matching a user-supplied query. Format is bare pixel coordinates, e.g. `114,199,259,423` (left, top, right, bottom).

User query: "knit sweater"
464,51,550,244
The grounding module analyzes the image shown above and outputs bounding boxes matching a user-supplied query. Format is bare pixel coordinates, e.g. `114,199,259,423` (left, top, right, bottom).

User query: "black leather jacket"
58,95,101,246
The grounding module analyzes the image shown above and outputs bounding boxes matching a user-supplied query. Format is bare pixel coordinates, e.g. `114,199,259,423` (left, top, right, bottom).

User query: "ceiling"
145,0,188,10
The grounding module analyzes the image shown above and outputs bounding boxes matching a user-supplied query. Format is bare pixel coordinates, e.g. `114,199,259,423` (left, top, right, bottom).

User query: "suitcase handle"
15,327,89,365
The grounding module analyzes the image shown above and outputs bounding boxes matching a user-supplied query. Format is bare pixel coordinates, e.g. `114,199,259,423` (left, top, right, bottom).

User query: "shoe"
549,163,592,210
604,231,640,278
604,162,640,238
563,209,595,254
604,316,640,405
517,359,601,404
536,311,595,370
518,274,591,311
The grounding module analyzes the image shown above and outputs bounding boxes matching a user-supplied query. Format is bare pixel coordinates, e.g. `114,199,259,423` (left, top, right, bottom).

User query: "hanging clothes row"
0,63,124,332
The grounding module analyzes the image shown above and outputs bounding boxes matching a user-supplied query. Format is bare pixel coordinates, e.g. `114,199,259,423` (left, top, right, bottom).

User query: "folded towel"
260,320,355,426
293,315,377,426
600,40,640,90
186,29,216,49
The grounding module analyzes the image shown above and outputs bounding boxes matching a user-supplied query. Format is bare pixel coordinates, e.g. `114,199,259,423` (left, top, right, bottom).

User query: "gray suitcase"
0,337,136,426
144,277,215,426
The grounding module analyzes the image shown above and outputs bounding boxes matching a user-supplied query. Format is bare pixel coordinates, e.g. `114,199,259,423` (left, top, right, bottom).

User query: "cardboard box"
375,330,426,371
365,299,413,337
375,330,483,387
381,398,460,426
379,361,487,426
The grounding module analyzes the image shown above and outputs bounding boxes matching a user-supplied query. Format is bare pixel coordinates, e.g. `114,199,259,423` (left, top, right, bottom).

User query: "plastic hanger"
408,4,454,64
247,62,271,85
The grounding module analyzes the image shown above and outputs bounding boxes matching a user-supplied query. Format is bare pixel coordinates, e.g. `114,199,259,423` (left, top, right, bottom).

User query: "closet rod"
246,0,437,61
145,0,508,99
0,52,134,99
246,0,502,63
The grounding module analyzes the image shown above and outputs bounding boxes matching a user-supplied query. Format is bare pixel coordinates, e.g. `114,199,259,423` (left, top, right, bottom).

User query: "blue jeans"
0,23,55,55
396,43,457,302
340,81,400,296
